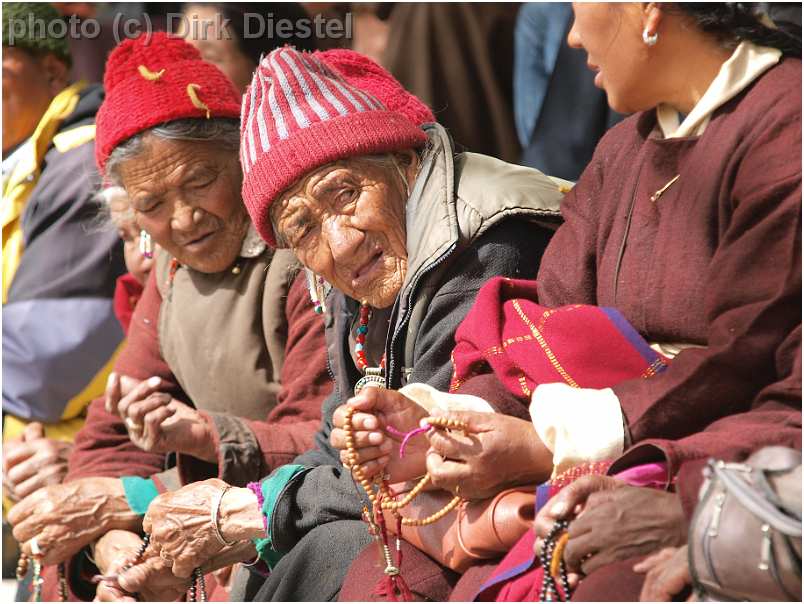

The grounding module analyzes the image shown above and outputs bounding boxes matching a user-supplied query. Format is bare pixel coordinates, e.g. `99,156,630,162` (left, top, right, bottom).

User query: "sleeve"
2,142,127,422
534,138,606,308
179,272,332,486
613,111,802,444
65,270,184,482
267,218,554,553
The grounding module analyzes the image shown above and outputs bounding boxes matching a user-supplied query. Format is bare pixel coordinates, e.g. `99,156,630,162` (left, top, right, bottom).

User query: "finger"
95,580,136,602
142,406,177,449
105,372,121,414
3,442,37,469
354,456,390,480
22,421,45,442
425,451,470,490
118,556,169,593
14,464,66,499
331,428,386,451
117,376,163,419
563,532,600,573
172,556,196,579
341,443,392,466
126,394,172,426
333,406,379,431
634,548,677,573
7,489,45,526
540,475,619,522
6,455,39,485
426,428,475,459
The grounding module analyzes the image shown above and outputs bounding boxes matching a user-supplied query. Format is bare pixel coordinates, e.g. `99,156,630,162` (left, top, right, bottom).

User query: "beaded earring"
139,230,153,259
305,269,330,314
642,27,658,46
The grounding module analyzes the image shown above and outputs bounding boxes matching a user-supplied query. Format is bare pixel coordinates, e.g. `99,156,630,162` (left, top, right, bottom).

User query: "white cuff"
399,382,494,414
530,383,625,477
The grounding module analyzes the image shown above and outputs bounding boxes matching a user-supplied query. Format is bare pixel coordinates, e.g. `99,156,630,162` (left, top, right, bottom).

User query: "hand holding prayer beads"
425,409,553,499
141,478,264,578
332,388,431,483
343,406,468,526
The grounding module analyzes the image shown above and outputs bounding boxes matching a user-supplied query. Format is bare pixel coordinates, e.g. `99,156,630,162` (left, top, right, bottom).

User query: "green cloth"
2,3,71,64
121,476,159,515
253,464,306,568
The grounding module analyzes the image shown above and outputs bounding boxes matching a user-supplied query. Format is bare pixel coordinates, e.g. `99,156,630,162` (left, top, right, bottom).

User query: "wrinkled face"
179,4,256,94
274,157,411,308
2,47,58,152
118,136,248,274
107,189,157,286
568,3,653,114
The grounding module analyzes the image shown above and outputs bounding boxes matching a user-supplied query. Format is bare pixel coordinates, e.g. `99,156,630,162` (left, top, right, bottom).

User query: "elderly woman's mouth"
182,230,217,250
350,251,384,289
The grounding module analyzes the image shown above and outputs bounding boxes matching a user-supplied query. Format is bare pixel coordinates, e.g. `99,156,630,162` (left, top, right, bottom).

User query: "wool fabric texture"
240,46,429,247
95,31,241,172
2,3,71,64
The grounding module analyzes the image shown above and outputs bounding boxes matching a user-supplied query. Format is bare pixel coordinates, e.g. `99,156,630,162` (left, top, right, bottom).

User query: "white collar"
239,221,267,258
656,41,782,139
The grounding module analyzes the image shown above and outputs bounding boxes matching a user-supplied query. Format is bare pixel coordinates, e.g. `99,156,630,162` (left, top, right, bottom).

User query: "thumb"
545,475,617,519
22,422,45,442
118,556,163,593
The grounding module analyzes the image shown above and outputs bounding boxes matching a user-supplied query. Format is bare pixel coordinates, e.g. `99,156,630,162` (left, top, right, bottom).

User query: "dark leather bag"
689,447,802,601
384,485,535,573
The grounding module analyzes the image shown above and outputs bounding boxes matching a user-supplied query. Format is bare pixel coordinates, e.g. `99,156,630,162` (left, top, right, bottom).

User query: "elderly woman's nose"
323,218,363,263
171,204,203,231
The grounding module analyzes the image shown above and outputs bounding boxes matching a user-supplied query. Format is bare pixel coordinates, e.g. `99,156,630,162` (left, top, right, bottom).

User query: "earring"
139,230,153,259
305,269,330,314
642,27,658,46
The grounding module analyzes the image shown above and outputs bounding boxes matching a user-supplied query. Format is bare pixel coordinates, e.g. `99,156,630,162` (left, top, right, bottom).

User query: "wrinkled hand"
636,546,692,601
106,372,214,461
142,479,262,578
118,540,256,598
542,477,686,575
93,529,189,602
3,422,72,501
424,410,552,499
331,388,429,482
8,477,140,565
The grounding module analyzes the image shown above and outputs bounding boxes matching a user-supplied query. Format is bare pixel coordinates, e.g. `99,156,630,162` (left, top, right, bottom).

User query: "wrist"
218,487,264,542
183,413,217,463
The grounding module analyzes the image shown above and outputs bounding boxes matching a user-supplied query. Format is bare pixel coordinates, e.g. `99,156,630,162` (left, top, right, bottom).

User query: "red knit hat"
240,47,429,247
95,31,241,173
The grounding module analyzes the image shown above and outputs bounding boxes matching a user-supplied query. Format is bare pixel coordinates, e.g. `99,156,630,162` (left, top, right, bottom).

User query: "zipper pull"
708,491,726,537
758,524,772,570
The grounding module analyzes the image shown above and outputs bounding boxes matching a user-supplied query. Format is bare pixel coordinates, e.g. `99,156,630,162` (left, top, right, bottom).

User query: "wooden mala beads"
343,407,467,526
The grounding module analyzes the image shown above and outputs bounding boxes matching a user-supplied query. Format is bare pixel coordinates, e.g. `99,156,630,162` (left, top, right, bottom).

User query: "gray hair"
105,118,241,186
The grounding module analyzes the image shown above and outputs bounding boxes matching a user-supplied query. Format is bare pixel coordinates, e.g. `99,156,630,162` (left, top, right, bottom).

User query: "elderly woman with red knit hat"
6,33,335,601
130,46,567,601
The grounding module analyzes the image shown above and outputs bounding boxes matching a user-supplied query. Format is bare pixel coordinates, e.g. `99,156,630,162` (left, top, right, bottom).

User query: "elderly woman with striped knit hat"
136,46,566,600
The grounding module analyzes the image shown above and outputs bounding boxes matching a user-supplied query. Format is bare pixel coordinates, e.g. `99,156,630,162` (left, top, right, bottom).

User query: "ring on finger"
125,418,143,432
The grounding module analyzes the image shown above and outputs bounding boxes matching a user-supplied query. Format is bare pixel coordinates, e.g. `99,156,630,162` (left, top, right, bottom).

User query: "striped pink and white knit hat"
240,46,429,247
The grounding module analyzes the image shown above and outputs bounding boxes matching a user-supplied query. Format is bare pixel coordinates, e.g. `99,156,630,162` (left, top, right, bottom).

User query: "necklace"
353,302,387,395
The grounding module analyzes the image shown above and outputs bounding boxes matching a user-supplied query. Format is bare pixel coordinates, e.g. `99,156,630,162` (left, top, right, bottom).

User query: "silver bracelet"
211,486,237,547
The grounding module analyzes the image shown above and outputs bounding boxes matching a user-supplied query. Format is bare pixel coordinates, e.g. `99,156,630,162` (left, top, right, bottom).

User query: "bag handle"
710,460,802,536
